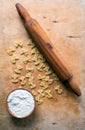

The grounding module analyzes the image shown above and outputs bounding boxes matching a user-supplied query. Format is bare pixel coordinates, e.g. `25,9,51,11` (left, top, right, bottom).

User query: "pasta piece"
30,83,36,89
57,89,63,94
45,89,51,94
43,66,50,72
11,55,19,64
11,74,19,83
21,80,26,86
45,89,53,99
37,74,45,80
26,66,34,72
37,67,43,72
40,81,49,90
39,63,46,69
54,85,63,94
43,85,49,90
27,40,35,48
32,56,37,62
11,79,18,83
48,79,54,85
39,93,45,98
31,44,36,48
53,73,59,81
35,96,43,105
14,65,22,74
40,81,45,87
28,76,36,88
28,77,33,82
32,90,37,96
23,57,31,64
19,76,25,81
34,48,39,54
11,59,16,64
7,47,15,56
45,70,52,75
34,61,40,66
46,93,53,99
14,69,21,74
15,40,23,48
25,73,32,78
11,74,19,79
44,76,50,82
31,48,36,55
41,57,46,63
37,89,45,98
16,65,23,70
27,40,33,45
54,85,60,91
37,89,43,94
20,49,29,56
19,76,26,86
28,81,32,86
12,55,19,60
37,54,43,60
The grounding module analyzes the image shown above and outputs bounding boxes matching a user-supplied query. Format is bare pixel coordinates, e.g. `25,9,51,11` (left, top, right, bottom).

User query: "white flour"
7,89,35,118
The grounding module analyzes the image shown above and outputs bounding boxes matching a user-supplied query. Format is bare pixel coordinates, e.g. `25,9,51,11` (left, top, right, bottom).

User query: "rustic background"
0,0,85,130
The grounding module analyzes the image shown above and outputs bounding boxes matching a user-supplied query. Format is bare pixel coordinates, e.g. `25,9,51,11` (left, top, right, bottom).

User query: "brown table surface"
0,0,85,130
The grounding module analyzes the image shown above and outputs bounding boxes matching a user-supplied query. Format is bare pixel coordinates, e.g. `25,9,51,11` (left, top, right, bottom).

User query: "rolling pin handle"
16,3,31,21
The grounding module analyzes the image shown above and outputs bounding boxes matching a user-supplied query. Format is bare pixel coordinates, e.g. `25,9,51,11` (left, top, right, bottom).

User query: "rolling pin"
15,3,81,96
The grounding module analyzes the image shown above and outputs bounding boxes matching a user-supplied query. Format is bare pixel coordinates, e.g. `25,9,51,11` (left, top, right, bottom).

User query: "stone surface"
0,0,85,130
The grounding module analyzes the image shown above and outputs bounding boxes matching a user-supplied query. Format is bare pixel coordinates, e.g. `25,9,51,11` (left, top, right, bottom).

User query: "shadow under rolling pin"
15,3,81,96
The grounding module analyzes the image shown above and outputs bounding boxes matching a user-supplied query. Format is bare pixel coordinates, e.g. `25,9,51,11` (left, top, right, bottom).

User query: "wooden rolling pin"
15,3,81,96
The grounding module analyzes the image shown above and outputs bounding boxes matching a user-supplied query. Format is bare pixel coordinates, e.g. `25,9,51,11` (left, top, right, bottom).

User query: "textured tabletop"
0,0,85,130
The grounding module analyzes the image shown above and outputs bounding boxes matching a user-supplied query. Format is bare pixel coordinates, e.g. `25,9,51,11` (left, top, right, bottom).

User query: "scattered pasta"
7,39,63,106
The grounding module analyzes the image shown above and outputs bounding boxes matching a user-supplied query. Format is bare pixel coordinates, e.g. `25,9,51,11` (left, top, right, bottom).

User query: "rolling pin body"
25,19,72,81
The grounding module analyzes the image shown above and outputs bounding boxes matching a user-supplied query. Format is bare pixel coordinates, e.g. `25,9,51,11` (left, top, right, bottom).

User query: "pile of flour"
7,89,35,118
